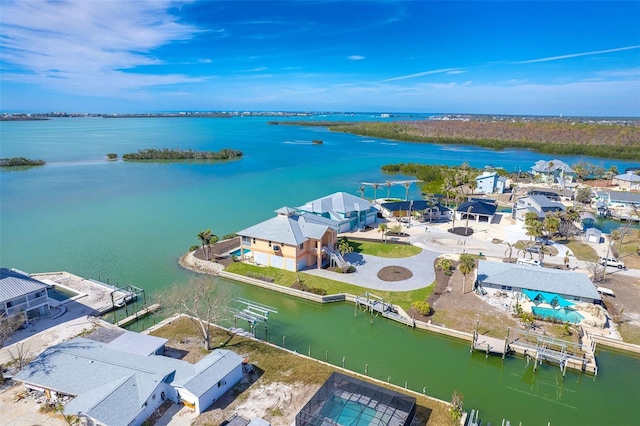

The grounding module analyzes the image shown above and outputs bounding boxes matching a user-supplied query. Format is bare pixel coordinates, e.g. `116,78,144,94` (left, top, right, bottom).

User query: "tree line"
270,120,640,160
122,148,243,161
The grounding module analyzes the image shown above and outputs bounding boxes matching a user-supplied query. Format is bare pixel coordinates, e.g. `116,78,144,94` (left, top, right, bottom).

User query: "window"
242,236,251,245
300,243,304,249
161,392,166,401
152,393,156,400
500,285,513,291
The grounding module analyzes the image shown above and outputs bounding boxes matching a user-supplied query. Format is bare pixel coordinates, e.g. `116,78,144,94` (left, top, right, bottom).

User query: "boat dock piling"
116,303,160,328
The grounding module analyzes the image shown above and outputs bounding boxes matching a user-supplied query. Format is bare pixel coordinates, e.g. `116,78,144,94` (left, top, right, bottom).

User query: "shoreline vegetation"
122,148,243,161
0,157,45,168
269,120,640,160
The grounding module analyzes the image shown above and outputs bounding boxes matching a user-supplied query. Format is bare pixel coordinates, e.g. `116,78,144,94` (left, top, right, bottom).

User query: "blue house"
475,172,507,194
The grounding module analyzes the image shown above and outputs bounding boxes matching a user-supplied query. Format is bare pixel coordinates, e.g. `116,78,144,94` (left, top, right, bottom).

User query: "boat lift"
230,298,278,338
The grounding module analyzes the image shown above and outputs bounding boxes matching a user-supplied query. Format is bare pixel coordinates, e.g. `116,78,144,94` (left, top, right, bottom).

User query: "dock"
354,292,415,327
472,332,510,356
116,303,160,328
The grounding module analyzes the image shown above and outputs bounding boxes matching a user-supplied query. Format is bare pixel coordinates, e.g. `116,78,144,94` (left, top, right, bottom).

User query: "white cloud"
348,55,366,61
0,0,202,97
516,45,640,64
380,68,461,82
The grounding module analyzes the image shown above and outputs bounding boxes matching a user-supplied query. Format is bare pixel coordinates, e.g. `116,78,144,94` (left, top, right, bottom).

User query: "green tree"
377,223,388,243
337,238,354,256
524,212,543,242
543,214,560,242
449,390,464,421
197,229,213,260
0,311,27,383
411,301,431,316
575,186,593,205
459,254,476,295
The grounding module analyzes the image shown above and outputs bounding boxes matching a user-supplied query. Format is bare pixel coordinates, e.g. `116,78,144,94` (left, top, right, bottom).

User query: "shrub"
412,301,431,316
106,153,118,159
189,245,200,252
246,272,275,283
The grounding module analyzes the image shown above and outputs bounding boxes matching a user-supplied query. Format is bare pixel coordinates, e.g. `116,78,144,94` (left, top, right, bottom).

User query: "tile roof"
0,268,49,303
476,260,601,301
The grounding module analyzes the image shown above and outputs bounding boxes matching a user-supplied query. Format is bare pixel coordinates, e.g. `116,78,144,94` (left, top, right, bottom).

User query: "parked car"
526,245,541,254
599,257,626,269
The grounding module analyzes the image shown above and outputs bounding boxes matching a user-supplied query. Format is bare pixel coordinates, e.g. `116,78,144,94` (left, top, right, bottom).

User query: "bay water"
1,116,638,424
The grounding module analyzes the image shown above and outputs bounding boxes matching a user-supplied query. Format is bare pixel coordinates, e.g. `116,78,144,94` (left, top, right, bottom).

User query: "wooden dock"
472,333,510,355
116,303,160,328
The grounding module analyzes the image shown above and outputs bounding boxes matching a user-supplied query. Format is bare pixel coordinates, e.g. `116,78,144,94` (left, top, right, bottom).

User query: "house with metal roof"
13,336,244,425
595,190,640,209
612,172,640,190
379,200,451,222
455,199,497,223
512,194,565,224
237,207,339,271
297,192,377,232
475,171,507,194
531,159,576,185
0,267,50,319
476,260,601,304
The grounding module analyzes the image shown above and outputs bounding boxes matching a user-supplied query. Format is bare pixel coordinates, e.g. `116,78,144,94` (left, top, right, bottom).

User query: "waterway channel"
126,275,639,426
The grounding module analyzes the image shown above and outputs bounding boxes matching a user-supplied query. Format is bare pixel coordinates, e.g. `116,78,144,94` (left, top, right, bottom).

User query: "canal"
126,275,640,426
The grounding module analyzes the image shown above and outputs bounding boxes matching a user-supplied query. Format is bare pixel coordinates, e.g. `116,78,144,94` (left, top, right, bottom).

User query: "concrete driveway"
303,248,440,291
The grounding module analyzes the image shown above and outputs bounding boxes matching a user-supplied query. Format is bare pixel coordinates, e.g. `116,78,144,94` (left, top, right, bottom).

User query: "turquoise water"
47,286,79,302
2,117,639,424
319,396,377,425
532,306,585,324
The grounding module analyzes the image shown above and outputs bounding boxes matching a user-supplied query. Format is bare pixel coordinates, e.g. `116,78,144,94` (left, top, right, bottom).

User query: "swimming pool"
230,248,251,257
47,286,79,302
319,395,377,426
531,306,584,324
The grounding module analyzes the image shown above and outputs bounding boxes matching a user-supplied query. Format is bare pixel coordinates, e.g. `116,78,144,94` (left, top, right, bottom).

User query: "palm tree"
465,205,473,235
459,254,476,295
377,223,388,243
403,181,412,200
504,242,514,263
197,229,212,260
358,185,365,198
385,181,393,200
372,182,380,202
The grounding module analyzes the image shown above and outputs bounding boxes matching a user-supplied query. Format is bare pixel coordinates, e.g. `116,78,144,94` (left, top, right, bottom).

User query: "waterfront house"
475,260,601,304
297,192,377,232
455,199,497,223
527,187,573,202
475,171,507,194
585,228,602,244
13,336,244,425
237,207,339,271
379,200,451,222
0,267,50,320
531,159,575,186
612,172,640,190
595,190,640,209
512,195,565,224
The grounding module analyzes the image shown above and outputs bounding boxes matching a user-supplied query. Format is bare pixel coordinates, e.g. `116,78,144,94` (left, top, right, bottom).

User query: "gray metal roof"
531,159,575,174
105,330,168,356
614,172,640,182
526,194,565,210
0,268,49,303
298,192,373,215
237,212,337,245
179,349,243,397
597,190,640,203
14,336,243,425
476,260,601,301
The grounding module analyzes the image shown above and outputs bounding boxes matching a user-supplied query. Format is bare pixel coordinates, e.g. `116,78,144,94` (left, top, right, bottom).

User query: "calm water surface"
2,117,639,424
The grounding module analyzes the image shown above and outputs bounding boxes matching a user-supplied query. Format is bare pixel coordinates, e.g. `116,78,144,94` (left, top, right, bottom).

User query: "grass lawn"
224,262,433,311
611,228,640,269
151,317,455,426
347,239,422,258
565,240,599,262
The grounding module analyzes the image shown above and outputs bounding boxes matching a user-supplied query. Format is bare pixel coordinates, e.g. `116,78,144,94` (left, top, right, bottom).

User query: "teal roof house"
297,192,377,232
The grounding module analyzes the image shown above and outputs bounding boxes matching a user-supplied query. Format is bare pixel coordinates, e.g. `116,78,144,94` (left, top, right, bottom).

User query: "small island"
0,157,46,168
122,148,243,161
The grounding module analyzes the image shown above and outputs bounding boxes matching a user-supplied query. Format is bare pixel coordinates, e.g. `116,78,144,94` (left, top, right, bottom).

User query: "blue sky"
1,0,639,116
